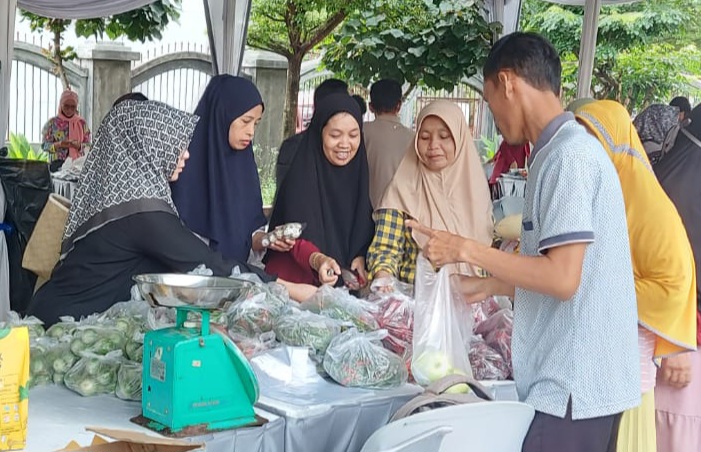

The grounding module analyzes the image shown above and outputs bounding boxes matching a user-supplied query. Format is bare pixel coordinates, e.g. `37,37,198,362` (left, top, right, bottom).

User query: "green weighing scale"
134,273,260,432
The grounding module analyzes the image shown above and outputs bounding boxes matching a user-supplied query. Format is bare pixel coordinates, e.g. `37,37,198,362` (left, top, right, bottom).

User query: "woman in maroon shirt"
262,94,374,287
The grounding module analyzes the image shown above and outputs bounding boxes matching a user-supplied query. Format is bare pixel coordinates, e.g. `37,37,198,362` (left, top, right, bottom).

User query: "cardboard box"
56,427,204,452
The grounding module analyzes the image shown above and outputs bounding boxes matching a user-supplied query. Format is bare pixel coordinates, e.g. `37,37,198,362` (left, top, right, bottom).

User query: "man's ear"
498,71,515,100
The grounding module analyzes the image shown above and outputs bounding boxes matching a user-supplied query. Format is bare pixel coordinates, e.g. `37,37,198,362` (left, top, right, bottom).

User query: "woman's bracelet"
309,252,323,271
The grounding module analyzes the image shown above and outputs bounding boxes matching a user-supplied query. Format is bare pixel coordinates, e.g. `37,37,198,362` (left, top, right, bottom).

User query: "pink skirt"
655,350,701,452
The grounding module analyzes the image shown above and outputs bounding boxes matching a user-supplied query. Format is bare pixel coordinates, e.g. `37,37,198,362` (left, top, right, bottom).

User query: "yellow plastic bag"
0,326,30,451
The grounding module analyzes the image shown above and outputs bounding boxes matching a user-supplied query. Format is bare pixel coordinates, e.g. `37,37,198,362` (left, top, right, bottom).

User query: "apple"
412,350,453,384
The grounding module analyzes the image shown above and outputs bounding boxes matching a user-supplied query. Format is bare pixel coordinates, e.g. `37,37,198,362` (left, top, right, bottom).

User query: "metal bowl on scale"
133,273,257,309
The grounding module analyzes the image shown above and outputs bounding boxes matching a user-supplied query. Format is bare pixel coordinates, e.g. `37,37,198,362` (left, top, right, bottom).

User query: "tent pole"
576,0,601,99
203,0,220,75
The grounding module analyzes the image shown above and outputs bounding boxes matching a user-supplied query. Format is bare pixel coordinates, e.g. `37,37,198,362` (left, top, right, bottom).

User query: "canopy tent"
0,0,250,142
545,0,642,98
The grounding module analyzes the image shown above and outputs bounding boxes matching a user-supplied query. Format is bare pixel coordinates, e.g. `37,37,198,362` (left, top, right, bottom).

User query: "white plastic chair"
361,401,535,452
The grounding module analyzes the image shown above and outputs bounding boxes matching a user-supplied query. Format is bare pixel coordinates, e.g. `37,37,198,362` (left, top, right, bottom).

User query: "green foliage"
521,0,701,111
478,134,499,163
253,144,278,206
322,0,497,95
6,133,49,162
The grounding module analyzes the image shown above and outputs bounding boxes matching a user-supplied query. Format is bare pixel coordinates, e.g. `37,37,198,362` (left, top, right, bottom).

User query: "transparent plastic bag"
369,291,415,362
229,331,278,359
273,309,341,355
469,336,510,381
29,337,56,387
323,328,408,389
70,323,127,356
115,360,142,401
45,337,78,376
2,312,45,340
227,287,291,337
411,254,474,385
370,276,414,298
99,300,150,335
147,306,176,330
64,351,122,397
301,285,379,332
45,316,78,339
471,297,502,330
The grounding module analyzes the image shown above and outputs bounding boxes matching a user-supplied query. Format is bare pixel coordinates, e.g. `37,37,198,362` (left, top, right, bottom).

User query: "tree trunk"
52,25,71,91
283,53,303,139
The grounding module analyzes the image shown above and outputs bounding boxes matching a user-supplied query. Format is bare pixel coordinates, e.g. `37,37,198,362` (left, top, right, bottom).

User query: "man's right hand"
661,353,692,389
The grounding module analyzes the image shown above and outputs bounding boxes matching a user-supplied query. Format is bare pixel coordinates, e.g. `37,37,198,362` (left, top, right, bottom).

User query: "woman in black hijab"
264,93,374,286
27,101,316,326
653,104,701,451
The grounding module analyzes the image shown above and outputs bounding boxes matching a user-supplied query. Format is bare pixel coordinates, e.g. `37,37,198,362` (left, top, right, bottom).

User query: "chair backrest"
361,401,535,452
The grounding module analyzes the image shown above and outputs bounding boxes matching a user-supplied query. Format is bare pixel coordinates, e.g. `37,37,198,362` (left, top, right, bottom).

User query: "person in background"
171,75,269,264
27,101,316,326
363,79,414,208
113,92,148,106
275,79,349,189
352,94,367,116
410,32,640,452
653,104,701,452
633,104,682,165
41,90,91,172
574,99,697,452
264,93,374,287
488,140,530,185
670,96,692,122
367,100,492,286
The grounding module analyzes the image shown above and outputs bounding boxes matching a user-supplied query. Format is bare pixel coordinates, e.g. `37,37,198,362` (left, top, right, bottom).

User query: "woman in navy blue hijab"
171,75,267,262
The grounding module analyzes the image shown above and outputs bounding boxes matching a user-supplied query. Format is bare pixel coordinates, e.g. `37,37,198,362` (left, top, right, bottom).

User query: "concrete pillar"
241,49,288,151
77,42,141,131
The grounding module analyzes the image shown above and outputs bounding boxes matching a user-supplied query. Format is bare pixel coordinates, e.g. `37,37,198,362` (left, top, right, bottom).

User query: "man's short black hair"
314,79,348,107
352,94,367,116
369,79,403,114
113,92,149,107
483,32,562,96
670,96,692,115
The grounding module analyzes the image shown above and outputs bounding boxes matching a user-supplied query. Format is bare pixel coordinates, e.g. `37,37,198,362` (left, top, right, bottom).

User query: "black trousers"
522,400,623,452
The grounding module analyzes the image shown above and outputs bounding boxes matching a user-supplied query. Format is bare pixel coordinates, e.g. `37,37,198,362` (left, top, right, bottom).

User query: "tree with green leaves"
521,0,701,111
322,0,496,97
247,0,369,138
21,0,182,91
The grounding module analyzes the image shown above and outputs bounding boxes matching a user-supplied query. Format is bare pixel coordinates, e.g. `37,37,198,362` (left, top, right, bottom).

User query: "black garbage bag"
0,159,51,313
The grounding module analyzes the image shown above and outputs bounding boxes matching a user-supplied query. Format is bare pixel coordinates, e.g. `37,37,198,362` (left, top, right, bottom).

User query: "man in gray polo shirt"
409,32,640,452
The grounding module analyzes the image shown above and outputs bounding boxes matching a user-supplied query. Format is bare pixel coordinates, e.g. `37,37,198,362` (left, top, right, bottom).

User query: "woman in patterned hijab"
27,101,315,326
633,104,682,165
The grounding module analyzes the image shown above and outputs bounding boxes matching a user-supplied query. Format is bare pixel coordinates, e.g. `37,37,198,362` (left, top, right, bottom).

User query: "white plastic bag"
411,254,474,385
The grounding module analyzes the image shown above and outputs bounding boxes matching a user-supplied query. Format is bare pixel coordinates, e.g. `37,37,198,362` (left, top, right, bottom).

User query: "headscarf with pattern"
633,104,681,164
61,100,199,258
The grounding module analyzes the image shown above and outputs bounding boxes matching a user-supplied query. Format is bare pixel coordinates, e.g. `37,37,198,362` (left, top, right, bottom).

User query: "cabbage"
115,361,142,401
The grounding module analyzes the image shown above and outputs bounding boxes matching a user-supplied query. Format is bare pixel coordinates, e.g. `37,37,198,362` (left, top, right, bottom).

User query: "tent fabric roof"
17,0,155,20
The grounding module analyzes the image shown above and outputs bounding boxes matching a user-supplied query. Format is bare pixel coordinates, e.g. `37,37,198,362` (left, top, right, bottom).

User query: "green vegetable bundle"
29,338,55,388
124,332,144,363
301,286,379,332
45,339,79,375
273,310,341,355
115,361,142,401
323,329,407,389
71,325,126,356
46,318,78,339
3,312,45,341
64,352,122,396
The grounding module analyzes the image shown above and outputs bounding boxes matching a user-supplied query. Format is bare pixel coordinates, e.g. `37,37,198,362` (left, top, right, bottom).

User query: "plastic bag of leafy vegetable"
273,309,341,355
45,337,78,377
2,311,45,340
229,331,278,359
71,324,127,356
323,329,408,389
64,351,122,396
45,316,78,339
100,300,150,334
301,286,379,332
29,337,56,387
115,361,142,401
125,332,144,363
227,290,290,337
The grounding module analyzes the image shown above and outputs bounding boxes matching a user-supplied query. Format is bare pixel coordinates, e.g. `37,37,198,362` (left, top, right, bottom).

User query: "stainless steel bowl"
133,273,257,309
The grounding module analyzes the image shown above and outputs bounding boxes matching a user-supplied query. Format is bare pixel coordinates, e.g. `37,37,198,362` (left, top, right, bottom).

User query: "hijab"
655,104,701,315
633,104,681,164
171,75,266,262
575,100,697,357
379,100,493,253
57,90,86,159
62,101,198,258
267,93,374,268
